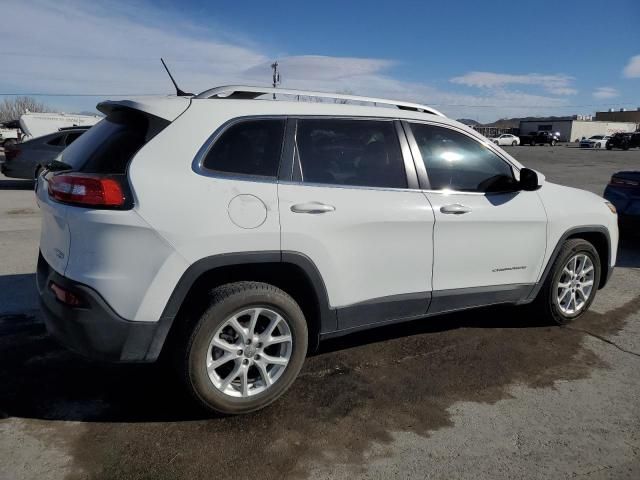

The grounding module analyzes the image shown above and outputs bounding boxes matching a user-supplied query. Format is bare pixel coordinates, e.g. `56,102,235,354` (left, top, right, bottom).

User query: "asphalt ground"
1,145,639,480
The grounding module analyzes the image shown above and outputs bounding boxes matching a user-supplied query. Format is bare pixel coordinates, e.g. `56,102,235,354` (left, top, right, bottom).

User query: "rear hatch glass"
54,109,169,173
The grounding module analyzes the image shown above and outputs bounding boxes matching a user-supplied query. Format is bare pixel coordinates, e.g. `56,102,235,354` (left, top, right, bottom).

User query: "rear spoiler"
97,96,191,122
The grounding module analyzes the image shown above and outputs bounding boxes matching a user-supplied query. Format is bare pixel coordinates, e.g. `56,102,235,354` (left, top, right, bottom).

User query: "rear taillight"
609,177,639,187
47,173,127,208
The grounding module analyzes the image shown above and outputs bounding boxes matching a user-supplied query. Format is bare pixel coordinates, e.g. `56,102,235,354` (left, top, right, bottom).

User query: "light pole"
271,61,280,99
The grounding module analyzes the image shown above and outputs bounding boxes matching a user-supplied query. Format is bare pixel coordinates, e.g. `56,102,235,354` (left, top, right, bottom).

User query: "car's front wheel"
512,141,517,146
534,239,600,325
179,281,308,414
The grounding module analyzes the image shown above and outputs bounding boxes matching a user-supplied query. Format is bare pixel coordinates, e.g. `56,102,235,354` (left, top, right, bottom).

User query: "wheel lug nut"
257,342,263,348
237,350,243,356
243,359,249,365
255,354,261,360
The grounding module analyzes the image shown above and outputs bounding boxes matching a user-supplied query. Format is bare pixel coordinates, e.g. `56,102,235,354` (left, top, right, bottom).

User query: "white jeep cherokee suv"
36,86,618,414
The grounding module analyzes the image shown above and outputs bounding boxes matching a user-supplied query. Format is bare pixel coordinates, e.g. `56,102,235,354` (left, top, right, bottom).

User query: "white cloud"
592,87,619,99
623,55,640,78
0,0,578,122
451,71,577,95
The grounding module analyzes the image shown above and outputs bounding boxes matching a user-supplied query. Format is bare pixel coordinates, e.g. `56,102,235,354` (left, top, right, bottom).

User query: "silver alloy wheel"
206,307,292,398
556,253,595,315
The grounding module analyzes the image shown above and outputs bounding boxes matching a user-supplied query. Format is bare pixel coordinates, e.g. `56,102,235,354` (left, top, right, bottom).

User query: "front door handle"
440,204,472,215
291,202,336,214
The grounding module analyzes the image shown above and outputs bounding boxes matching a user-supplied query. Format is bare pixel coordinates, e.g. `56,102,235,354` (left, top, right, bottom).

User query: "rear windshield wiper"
45,160,73,172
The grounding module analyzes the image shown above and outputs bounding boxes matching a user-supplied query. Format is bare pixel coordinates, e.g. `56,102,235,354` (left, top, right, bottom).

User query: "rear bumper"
37,252,161,362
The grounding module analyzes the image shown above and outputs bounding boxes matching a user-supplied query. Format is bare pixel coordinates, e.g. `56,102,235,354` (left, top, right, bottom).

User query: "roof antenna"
161,58,193,97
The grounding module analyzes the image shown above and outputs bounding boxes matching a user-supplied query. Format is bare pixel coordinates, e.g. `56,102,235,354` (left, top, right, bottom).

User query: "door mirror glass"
519,168,540,191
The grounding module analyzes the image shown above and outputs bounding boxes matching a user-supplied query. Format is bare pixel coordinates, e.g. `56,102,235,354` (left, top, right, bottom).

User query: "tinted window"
46,134,65,146
409,123,516,193
58,110,169,173
64,131,83,145
296,119,406,189
203,119,285,177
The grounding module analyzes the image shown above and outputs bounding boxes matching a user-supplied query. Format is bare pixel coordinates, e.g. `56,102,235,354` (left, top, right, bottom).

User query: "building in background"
518,116,637,142
594,108,640,124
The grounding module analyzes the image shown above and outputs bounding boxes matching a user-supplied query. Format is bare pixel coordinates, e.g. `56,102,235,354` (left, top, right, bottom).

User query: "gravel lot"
1,145,639,480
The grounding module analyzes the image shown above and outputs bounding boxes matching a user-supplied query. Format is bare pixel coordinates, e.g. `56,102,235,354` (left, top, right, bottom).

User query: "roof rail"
194,85,446,117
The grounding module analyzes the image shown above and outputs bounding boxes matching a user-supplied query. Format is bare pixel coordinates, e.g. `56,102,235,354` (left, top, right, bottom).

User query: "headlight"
605,201,617,214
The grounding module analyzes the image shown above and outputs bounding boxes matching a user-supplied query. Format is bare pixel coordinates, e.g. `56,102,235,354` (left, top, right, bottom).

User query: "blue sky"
1,0,638,122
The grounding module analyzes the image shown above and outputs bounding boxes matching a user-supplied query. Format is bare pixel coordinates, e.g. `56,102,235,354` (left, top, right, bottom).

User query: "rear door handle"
440,204,472,215
291,202,336,214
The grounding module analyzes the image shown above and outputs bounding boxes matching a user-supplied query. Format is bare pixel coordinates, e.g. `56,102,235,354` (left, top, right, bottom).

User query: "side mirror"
519,168,540,191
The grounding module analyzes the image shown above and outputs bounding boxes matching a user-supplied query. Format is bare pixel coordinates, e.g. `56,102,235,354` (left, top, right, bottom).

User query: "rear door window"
64,131,83,146
46,134,65,146
295,119,407,189
57,110,169,173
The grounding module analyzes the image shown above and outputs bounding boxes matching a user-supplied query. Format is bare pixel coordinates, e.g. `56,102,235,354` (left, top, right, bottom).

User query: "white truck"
19,112,101,140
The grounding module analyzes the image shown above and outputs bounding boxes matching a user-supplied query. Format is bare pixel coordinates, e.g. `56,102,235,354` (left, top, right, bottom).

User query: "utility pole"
271,61,280,99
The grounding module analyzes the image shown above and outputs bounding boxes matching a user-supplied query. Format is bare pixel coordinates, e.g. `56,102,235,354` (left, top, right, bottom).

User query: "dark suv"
606,132,640,150
519,131,559,146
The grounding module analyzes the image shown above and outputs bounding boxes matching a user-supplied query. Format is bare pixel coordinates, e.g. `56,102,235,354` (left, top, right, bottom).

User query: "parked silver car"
1,127,88,179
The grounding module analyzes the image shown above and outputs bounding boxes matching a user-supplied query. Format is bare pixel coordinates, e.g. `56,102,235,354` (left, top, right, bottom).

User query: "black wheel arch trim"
146,250,336,361
524,225,612,303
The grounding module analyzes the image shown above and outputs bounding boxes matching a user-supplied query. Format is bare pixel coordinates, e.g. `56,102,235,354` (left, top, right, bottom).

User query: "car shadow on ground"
0,273,39,315
0,241,638,426
0,300,542,424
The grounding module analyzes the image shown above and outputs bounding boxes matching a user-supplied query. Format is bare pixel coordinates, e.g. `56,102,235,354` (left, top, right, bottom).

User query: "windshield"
55,110,169,173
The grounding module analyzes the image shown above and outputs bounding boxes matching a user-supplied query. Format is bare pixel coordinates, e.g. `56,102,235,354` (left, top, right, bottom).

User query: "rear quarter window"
201,119,285,177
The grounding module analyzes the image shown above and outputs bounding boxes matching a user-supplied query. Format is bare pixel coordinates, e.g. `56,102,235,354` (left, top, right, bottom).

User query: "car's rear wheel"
494,140,500,145
178,281,308,415
533,239,600,325
512,141,517,146
551,139,557,146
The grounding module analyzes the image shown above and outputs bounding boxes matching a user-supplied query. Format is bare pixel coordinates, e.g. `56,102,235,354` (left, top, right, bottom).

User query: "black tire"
530,140,536,146
622,142,630,151
34,165,42,180
532,239,601,325
178,281,308,415
550,139,557,146
3,138,17,147
512,141,517,146
606,143,613,150
494,140,500,145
